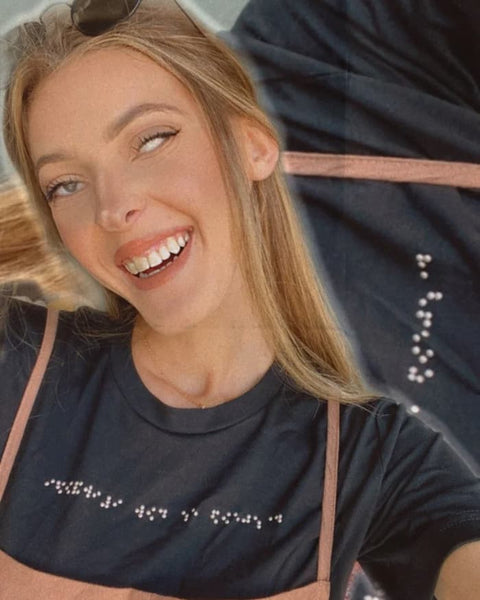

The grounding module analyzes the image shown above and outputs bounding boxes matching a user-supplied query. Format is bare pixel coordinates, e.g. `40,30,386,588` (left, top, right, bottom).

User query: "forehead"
27,47,198,159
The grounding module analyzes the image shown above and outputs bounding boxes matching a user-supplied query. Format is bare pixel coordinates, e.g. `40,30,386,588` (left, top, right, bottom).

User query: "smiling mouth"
122,232,190,279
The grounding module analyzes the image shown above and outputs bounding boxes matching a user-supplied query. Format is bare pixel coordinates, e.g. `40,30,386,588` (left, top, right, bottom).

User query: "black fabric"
226,0,480,469
0,301,479,600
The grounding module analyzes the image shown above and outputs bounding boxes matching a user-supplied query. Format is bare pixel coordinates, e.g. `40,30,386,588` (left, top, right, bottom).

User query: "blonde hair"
0,181,99,309
3,0,372,403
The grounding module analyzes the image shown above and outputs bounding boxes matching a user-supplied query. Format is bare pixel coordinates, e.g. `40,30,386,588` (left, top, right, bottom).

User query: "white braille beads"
82,484,102,500
43,482,287,533
44,479,86,496
268,514,283,524
208,509,284,531
134,507,284,530
135,505,168,521
100,495,124,510
407,254,443,386
44,479,124,509
182,508,199,523
416,253,432,279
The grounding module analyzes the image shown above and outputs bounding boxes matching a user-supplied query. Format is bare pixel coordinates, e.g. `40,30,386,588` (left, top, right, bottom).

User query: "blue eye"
45,179,83,202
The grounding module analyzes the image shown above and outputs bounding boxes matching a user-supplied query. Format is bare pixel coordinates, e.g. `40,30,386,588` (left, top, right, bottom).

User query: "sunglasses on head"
71,0,143,36
3,0,203,86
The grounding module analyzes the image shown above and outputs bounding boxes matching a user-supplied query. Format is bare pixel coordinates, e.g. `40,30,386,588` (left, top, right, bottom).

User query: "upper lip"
114,227,193,266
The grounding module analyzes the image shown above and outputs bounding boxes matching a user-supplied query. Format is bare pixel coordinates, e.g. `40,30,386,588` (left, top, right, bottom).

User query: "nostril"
96,199,144,230
126,209,138,222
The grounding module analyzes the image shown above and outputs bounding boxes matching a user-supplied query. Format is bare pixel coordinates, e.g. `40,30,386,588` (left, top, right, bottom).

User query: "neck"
132,286,274,409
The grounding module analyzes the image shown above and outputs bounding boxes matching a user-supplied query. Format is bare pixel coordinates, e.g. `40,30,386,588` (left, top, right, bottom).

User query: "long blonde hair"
3,0,372,403
0,180,100,308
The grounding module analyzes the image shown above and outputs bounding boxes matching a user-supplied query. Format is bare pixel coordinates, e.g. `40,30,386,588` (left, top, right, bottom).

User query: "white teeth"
123,231,190,275
133,256,149,272
167,237,181,255
159,245,171,261
125,261,139,275
147,250,162,268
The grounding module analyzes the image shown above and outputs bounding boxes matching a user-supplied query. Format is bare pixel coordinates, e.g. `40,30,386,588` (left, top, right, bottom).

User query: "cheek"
51,208,95,267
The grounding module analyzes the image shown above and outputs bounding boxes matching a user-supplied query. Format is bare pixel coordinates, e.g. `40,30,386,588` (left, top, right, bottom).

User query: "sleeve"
358,401,480,599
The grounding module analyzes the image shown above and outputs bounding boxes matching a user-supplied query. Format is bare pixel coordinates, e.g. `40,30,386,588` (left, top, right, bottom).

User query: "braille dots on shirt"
208,509,285,531
43,479,124,510
210,509,263,530
182,508,199,523
100,495,125,510
407,253,443,386
135,505,168,522
416,253,432,279
44,479,86,496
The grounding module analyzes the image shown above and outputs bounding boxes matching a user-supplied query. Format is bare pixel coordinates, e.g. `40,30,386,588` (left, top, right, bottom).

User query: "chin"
130,293,202,335
138,284,233,337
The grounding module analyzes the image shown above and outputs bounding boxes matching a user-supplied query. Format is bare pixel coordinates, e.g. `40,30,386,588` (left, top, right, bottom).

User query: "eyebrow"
105,102,185,142
35,102,185,175
35,152,72,176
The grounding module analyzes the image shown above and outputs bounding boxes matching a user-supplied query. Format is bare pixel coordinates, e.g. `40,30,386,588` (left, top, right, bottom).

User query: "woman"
0,1,479,599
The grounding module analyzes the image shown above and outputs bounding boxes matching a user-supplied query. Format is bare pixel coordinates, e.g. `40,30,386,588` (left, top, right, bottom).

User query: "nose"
96,205,142,231
94,173,146,232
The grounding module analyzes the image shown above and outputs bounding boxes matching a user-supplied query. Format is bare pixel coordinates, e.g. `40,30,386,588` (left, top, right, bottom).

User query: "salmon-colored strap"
282,151,480,188
0,550,163,599
317,400,340,583
0,309,59,502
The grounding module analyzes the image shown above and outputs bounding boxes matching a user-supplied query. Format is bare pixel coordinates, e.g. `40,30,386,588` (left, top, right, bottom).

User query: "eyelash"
43,129,179,203
135,129,179,153
44,177,80,203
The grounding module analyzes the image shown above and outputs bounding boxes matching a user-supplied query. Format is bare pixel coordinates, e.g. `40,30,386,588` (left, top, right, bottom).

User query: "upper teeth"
123,232,189,275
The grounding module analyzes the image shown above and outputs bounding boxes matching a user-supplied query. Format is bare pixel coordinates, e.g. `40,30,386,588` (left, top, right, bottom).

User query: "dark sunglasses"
2,0,203,88
71,0,143,36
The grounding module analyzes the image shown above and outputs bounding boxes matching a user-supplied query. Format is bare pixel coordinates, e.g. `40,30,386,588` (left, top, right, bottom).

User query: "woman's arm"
435,540,480,599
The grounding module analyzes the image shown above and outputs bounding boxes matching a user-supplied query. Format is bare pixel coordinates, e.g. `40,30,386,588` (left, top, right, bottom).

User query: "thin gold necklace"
136,328,210,409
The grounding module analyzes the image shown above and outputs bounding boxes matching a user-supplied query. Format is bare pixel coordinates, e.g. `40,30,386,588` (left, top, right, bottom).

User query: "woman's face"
27,48,253,333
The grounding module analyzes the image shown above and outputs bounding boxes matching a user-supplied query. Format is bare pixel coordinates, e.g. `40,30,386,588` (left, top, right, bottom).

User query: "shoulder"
1,296,126,352
340,396,438,451
339,397,417,455
338,396,480,500
0,298,126,452
334,398,480,597
0,295,117,376
1,296,47,348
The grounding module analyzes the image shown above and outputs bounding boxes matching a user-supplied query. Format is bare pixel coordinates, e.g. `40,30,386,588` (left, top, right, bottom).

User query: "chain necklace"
136,327,212,409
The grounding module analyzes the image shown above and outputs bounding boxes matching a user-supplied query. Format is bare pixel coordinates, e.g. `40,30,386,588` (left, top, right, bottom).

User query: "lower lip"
124,236,193,291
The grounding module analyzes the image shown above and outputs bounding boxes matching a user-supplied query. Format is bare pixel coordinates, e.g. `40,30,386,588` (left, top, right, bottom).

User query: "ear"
237,119,279,182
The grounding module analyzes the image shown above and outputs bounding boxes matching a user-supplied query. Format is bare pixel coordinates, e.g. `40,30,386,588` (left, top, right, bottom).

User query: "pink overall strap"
317,400,340,583
282,151,480,189
0,308,59,502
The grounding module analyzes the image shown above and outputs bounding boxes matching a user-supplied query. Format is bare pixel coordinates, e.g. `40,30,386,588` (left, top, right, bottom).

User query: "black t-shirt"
0,300,479,599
